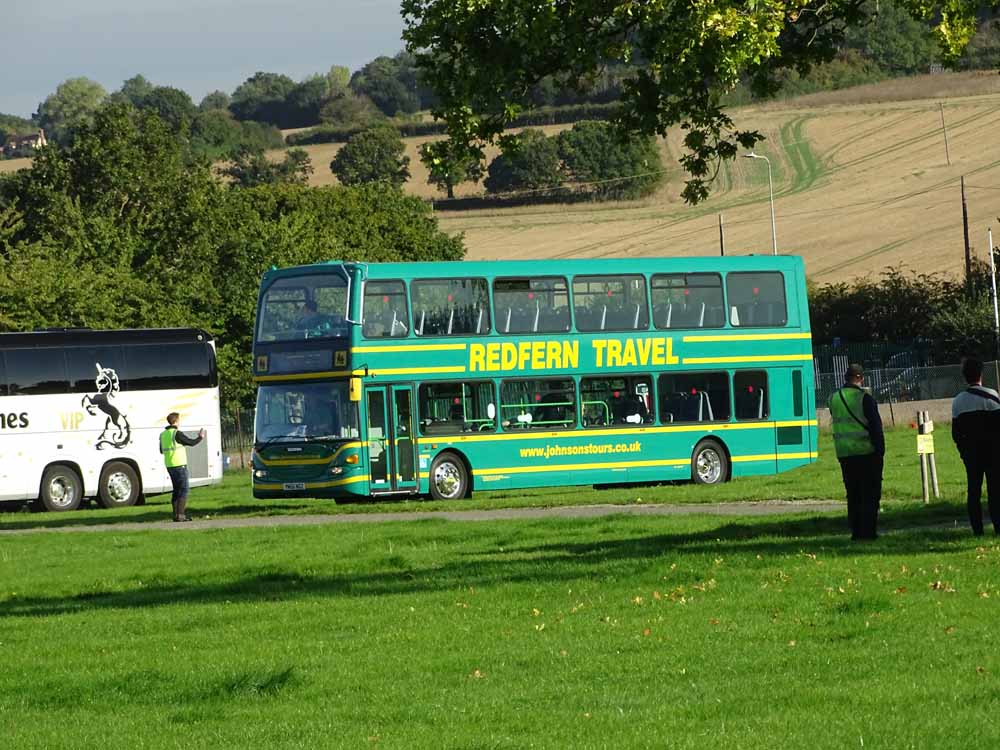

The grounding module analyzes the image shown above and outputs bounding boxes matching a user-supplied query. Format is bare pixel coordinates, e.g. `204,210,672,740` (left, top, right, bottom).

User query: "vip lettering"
60,412,85,430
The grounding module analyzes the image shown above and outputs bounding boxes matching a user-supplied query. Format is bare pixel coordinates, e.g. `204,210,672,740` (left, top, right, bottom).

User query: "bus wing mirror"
349,377,362,402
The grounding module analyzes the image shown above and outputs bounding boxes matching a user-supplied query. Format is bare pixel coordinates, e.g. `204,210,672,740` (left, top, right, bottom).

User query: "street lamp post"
743,152,777,256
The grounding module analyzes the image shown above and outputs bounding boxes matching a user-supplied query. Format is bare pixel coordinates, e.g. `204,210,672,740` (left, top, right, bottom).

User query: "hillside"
5,71,1000,283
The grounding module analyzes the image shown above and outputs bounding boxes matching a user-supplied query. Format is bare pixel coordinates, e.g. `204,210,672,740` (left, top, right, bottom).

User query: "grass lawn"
0,427,976,532
1,505,998,748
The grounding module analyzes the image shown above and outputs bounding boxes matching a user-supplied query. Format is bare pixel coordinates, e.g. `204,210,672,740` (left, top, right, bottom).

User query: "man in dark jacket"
828,363,885,540
951,356,1000,535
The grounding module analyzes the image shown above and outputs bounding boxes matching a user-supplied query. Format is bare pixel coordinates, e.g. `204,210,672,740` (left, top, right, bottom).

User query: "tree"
557,120,664,199
319,92,381,126
230,71,297,126
34,77,108,146
115,74,155,108
844,0,939,74
483,129,564,195
401,0,990,203
350,56,420,117
419,139,484,198
330,126,410,187
223,146,313,188
140,86,197,132
199,90,231,111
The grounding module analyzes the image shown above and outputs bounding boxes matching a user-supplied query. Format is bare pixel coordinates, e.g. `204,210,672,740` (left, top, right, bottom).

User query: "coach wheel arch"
691,439,731,485
98,460,142,509
38,463,84,512
428,450,472,501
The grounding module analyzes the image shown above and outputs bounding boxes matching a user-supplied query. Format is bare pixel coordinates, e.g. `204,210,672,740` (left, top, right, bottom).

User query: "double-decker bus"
0,328,223,511
251,257,817,501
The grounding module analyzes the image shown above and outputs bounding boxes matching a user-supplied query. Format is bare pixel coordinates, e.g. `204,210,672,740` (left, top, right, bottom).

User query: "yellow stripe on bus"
472,452,817,476
254,370,352,383
371,366,466,375
681,354,814,364
256,442,365,466
418,420,818,445
255,474,369,490
682,333,813,343
354,343,468,353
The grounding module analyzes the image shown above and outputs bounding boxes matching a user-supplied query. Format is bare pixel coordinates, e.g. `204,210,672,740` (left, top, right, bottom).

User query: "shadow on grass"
0,506,980,620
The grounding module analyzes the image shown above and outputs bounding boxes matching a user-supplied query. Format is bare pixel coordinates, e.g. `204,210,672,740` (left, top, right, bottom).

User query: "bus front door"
365,385,418,494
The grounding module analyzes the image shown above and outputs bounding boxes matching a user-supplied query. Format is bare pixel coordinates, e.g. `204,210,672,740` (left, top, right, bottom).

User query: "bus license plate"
283,482,306,491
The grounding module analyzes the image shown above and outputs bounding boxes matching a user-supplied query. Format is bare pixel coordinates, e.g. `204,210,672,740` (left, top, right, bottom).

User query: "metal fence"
816,361,1000,407
221,408,254,470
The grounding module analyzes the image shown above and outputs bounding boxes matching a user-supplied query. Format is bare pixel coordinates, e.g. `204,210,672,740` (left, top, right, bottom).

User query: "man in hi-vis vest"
828,363,885,540
159,412,205,522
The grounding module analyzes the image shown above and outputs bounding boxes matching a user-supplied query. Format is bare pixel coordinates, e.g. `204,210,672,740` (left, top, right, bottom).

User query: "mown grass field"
2,456,999,747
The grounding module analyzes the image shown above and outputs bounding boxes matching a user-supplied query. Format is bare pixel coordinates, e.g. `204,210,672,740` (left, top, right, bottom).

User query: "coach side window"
573,275,649,331
494,277,571,334
363,280,409,338
581,376,653,426
419,381,496,435
501,378,576,430
734,371,769,420
658,372,730,423
124,343,216,390
66,346,126,393
727,272,787,327
651,273,725,329
412,278,490,336
5,348,69,395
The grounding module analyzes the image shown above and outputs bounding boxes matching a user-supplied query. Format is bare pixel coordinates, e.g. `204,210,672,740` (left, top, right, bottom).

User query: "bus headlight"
254,469,268,480
329,466,344,475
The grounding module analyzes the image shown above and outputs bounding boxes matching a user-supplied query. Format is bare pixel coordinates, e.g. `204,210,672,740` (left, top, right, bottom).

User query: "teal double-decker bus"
251,257,817,500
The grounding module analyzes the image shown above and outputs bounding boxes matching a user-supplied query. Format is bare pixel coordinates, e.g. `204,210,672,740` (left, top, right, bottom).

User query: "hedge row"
285,102,621,146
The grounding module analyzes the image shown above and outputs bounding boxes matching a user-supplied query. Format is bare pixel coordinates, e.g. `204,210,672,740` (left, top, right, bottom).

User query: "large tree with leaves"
402,0,992,203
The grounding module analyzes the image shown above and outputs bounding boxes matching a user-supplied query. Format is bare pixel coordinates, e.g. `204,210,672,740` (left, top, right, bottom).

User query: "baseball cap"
845,363,864,379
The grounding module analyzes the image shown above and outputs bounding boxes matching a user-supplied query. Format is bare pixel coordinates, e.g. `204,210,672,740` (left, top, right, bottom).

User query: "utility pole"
962,176,972,298
718,214,726,256
940,103,951,166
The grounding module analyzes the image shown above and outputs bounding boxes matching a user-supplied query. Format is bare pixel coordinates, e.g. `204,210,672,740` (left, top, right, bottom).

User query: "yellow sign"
917,434,935,455
335,350,347,367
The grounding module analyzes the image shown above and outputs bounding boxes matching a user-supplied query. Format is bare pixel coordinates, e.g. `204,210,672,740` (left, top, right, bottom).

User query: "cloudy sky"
0,0,406,117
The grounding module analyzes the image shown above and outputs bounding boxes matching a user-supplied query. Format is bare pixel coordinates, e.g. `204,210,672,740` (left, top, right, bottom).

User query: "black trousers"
961,448,1000,535
839,454,883,540
167,465,190,519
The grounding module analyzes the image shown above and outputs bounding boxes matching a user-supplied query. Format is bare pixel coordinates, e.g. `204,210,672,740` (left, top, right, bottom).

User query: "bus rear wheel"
39,464,83,512
98,462,140,508
429,453,468,500
692,440,729,485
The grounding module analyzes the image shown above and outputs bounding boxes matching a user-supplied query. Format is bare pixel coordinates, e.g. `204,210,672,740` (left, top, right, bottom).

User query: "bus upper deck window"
726,272,787,327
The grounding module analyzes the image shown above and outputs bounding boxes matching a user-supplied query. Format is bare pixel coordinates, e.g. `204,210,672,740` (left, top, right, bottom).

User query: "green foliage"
809,263,999,363
189,111,284,160
401,0,991,204
318,92,382,127
557,120,664,199
230,71,297,126
115,74,155,107
330,126,411,187
0,102,463,410
845,0,940,74
223,147,313,188
0,113,35,144
199,90,231,111
34,77,108,146
419,139,484,198
139,86,197,132
483,129,565,195
350,54,421,117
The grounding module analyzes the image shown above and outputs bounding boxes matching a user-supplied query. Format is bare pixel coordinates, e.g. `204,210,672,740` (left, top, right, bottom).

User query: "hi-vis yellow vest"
828,387,875,458
159,428,187,468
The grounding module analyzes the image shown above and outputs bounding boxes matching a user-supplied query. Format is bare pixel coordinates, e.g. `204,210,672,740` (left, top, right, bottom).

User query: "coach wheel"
692,440,729,485
429,453,468,500
39,464,83,512
98,462,141,509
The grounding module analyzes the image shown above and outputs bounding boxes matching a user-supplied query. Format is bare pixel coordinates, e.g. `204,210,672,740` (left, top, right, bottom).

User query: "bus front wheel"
692,440,729,485
429,453,468,501
38,464,83,512
98,462,140,508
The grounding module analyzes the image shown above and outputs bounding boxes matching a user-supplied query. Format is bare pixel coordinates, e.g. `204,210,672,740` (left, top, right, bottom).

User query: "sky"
0,0,406,118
